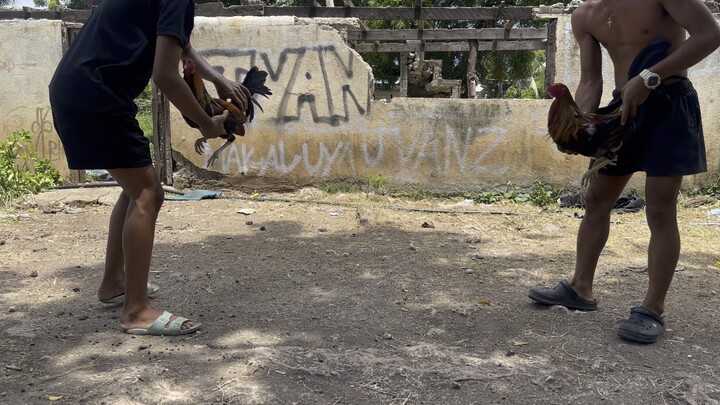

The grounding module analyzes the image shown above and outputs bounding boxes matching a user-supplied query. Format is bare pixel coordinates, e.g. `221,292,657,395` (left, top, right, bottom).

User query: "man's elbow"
711,26,720,51
152,71,175,92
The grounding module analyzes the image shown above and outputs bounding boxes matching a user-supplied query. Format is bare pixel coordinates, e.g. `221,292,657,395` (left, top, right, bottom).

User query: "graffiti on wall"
200,44,370,127
191,43,512,179
1,106,65,163
199,124,509,178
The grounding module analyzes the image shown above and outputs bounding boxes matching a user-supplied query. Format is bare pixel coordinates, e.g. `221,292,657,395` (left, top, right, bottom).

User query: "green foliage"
136,84,155,162
404,186,432,201
0,131,62,206
474,182,560,208
317,180,358,194
367,174,389,194
688,177,720,198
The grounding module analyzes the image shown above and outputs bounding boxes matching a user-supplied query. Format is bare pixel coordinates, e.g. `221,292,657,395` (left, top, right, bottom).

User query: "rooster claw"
194,138,207,155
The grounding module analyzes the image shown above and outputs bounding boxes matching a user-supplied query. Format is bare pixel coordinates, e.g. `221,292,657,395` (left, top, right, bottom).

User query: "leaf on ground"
512,341,529,346
48,396,63,401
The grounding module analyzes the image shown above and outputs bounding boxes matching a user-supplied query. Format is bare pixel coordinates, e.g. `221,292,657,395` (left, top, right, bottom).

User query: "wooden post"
61,24,85,184
466,39,478,98
152,83,173,185
544,19,558,98
399,52,409,97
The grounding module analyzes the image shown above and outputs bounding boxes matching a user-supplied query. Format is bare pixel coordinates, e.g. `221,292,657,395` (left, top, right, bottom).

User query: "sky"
9,0,37,7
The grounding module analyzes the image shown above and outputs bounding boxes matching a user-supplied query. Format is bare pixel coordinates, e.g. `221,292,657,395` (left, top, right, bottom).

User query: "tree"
0,0,14,6
355,0,569,98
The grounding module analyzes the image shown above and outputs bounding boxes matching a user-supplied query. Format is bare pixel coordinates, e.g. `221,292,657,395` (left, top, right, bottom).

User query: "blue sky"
9,0,37,6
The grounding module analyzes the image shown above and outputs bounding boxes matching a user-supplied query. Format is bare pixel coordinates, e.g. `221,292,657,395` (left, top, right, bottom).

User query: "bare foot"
98,281,125,302
120,306,195,331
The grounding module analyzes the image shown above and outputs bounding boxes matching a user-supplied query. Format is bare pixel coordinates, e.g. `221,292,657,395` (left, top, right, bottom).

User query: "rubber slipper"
528,280,598,311
123,310,201,336
100,282,160,304
617,306,665,343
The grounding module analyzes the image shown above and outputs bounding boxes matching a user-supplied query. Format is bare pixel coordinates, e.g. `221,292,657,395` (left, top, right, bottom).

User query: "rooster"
181,59,272,167
546,83,635,187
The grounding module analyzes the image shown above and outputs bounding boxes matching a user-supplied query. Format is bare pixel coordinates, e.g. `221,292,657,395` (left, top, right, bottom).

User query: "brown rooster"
547,83,633,187
181,59,272,167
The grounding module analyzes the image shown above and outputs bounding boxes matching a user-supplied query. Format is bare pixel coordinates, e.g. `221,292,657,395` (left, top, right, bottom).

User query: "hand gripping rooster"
546,83,635,187
181,59,272,167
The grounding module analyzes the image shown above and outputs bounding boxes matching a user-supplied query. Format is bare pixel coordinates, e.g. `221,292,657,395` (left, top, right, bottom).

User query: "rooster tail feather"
242,67,272,97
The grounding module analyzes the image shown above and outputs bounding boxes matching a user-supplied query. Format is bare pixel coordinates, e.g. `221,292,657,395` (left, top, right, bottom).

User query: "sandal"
100,283,160,304
617,306,665,343
123,310,201,336
528,280,598,311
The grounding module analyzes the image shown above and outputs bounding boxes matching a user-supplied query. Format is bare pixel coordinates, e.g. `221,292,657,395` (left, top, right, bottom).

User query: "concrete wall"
171,17,575,192
0,19,68,177
1,13,719,192
171,14,720,192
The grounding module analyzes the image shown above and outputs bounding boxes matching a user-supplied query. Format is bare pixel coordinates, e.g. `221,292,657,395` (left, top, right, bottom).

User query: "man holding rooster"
49,0,252,335
529,0,720,343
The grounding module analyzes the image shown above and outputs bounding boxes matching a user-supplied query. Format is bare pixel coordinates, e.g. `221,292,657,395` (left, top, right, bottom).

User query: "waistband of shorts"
611,76,693,101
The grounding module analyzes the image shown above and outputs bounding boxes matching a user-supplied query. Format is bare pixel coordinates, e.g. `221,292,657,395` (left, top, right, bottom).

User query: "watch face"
648,76,659,86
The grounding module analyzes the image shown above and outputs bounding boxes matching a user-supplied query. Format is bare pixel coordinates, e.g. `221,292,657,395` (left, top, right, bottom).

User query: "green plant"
529,182,560,208
474,182,560,208
0,131,62,205
136,84,155,162
318,181,357,194
367,174,389,194
405,186,432,201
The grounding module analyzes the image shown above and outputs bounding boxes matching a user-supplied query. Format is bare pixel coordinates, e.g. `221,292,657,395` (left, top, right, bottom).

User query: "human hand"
215,77,251,111
620,76,651,126
199,110,229,140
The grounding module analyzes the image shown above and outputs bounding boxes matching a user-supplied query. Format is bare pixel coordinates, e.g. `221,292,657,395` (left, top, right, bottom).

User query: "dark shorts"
596,79,706,177
50,101,152,170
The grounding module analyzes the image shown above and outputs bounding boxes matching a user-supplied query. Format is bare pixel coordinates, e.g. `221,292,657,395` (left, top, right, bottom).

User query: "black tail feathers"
242,66,272,123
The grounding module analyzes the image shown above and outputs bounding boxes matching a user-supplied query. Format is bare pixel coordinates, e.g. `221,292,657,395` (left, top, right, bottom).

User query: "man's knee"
645,203,677,229
135,184,164,215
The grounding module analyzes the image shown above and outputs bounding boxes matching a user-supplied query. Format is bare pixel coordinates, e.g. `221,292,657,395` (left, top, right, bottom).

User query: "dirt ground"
1,186,720,405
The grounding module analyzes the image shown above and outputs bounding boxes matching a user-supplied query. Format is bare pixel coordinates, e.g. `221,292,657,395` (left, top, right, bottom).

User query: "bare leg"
570,173,632,300
107,166,194,331
641,175,682,315
97,191,130,301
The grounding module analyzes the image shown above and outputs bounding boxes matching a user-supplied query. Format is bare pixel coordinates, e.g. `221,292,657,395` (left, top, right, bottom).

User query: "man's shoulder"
570,1,595,28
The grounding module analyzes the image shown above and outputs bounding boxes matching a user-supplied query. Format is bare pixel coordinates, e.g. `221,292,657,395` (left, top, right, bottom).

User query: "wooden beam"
544,19,558,97
152,83,173,186
264,6,534,20
466,39,478,98
352,40,547,53
348,28,547,41
1,5,538,23
399,52,409,97
195,4,264,16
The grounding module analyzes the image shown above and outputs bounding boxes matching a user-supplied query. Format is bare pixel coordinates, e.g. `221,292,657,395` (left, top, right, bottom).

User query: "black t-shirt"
49,0,195,114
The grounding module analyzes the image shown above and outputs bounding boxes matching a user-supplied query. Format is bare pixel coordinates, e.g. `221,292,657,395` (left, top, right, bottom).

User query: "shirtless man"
529,0,720,343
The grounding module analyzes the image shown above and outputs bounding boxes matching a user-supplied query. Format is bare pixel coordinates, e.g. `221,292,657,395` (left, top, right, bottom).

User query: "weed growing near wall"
0,131,62,206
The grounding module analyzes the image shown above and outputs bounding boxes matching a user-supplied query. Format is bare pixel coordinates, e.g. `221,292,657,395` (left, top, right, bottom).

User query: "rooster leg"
194,138,207,155
581,157,617,188
206,140,234,168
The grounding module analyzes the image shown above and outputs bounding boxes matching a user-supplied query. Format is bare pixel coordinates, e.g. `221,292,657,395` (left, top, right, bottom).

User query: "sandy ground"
1,186,720,404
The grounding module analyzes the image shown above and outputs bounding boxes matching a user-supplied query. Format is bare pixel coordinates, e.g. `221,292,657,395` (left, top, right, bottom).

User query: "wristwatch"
639,69,661,90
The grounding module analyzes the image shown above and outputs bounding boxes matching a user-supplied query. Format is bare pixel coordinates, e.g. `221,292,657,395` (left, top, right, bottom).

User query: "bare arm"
572,6,604,113
182,43,251,111
620,0,720,124
650,0,720,78
153,35,227,139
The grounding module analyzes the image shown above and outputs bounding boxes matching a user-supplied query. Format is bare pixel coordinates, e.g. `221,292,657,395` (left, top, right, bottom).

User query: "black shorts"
50,102,152,170
596,79,706,177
